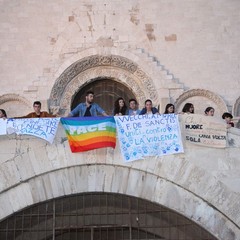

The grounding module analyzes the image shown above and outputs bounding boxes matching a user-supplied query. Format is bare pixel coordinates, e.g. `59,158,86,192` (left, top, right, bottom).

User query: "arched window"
0,193,218,240
71,79,137,115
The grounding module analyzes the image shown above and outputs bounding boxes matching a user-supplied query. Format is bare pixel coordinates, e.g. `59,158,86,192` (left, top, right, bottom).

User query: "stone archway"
0,94,32,118
0,164,238,240
49,55,159,115
0,192,218,240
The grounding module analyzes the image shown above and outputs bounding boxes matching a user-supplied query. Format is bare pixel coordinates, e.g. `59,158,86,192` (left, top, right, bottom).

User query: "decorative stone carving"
0,94,32,118
57,67,147,115
233,96,240,116
49,55,158,113
175,89,228,115
134,68,157,100
0,94,31,107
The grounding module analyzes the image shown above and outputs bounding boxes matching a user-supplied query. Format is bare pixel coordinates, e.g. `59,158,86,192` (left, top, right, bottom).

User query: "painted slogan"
6,118,60,143
0,119,7,135
180,114,227,148
114,114,184,162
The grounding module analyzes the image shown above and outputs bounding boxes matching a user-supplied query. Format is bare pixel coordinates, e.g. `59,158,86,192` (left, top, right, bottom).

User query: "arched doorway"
49,54,158,116
71,78,136,115
0,192,217,240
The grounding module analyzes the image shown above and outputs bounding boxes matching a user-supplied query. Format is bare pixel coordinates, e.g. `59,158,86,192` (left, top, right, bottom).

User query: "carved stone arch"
0,94,32,118
58,67,148,114
175,89,228,117
233,96,240,116
0,94,31,106
49,55,159,114
0,165,238,239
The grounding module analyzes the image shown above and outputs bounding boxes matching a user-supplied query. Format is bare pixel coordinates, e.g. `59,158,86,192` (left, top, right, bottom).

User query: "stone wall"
0,125,240,239
0,0,240,116
0,1,240,239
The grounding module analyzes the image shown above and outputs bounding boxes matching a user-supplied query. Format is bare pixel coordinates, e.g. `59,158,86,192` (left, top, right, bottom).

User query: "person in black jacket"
139,99,158,115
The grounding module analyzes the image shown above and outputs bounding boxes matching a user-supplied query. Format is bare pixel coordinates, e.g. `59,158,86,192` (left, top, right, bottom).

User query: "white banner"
115,114,184,162
0,119,7,135
6,118,60,143
180,114,227,148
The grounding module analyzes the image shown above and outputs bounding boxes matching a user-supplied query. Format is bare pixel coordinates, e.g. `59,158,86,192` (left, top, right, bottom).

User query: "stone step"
134,47,185,89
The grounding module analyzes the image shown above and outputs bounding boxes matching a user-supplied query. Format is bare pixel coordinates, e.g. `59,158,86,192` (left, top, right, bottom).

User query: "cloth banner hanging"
179,114,227,148
0,119,7,135
114,114,184,162
60,116,116,152
6,118,60,143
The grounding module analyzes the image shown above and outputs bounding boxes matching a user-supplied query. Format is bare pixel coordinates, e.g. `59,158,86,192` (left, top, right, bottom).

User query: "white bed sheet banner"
0,119,7,135
6,118,60,143
114,114,184,162
179,114,227,148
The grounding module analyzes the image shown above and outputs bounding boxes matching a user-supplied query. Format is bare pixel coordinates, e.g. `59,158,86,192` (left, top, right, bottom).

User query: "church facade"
0,1,240,239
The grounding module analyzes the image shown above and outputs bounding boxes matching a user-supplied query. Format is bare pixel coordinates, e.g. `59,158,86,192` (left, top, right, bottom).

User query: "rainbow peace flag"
60,117,116,152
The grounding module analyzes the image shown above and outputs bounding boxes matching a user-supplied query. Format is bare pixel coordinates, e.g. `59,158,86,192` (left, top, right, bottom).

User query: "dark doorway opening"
71,79,136,115
0,192,218,240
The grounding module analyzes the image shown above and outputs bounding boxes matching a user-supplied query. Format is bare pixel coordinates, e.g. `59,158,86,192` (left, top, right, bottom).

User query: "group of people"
179,103,234,128
68,91,170,117
67,91,160,117
0,91,235,128
112,98,234,128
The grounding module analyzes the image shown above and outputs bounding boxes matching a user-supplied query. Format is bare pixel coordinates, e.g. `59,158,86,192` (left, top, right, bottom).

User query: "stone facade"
0,127,240,239
0,0,240,239
0,0,240,116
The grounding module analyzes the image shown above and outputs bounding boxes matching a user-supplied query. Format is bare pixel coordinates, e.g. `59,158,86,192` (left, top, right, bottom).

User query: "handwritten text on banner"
180,114,227,148
0,119,7,135
114,114,184,162
6,118,60,143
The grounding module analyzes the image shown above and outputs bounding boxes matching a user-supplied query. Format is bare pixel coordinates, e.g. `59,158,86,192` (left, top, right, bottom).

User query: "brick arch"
0,164,238,240
49,55,159,115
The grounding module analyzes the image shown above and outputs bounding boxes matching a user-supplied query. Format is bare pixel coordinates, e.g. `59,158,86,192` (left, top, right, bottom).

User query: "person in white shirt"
127,99,141,115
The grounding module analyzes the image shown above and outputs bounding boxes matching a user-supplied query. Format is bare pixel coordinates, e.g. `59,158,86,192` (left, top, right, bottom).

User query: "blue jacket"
139,107,158,115
70,103,105,117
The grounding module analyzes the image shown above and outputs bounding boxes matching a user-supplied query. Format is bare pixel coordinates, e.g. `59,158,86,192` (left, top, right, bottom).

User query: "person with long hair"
164,103,175,114
182,103,194,114
139,99,158,115
0,109,7,118
113,97,127,116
